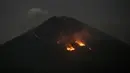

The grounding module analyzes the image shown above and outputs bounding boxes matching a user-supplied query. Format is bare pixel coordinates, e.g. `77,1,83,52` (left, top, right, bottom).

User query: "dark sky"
0,0,130,44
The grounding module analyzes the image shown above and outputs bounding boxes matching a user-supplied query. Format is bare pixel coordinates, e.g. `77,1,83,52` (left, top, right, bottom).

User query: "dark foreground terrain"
0,16,129,73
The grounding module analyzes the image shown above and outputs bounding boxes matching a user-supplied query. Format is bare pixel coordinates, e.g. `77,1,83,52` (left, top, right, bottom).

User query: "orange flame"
75,40,85,46
66,44,75,51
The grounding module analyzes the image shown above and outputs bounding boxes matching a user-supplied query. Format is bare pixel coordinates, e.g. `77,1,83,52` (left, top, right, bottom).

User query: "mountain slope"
1,16,129,73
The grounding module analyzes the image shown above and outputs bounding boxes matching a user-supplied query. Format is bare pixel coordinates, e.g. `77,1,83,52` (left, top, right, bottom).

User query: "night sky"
0,0,130,44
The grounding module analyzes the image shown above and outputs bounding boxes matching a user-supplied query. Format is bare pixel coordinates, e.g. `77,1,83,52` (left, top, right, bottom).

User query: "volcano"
1,16,130,73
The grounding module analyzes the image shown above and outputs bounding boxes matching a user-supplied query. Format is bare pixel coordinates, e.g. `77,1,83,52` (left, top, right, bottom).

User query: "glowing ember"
75,40,85,46
66,44,75,51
